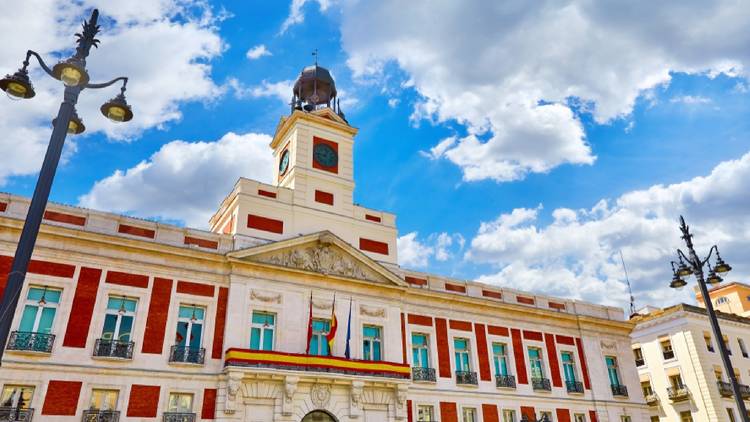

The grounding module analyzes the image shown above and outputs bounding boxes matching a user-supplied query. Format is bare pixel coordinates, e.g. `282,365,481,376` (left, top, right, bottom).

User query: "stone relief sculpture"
255,243,377,281
360,305,386,318
224,372,243,414
250,289,282,304
310,383,332,408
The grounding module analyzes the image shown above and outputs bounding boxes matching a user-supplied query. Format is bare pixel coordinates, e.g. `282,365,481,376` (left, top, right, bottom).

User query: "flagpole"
305,291,313,355
345,296,352,359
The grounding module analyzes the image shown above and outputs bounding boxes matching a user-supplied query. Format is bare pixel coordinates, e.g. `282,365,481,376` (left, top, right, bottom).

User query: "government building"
0,64,647,421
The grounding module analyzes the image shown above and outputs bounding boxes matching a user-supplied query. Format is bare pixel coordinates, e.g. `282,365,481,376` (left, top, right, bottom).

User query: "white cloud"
227,78,294,103
398,231,464,268
280,0,332,34
78,132,274,227
0,0,224,184
246,44,272,60
339,1,750,182
465,151,750,309
387,98,399,108
670,95,712,105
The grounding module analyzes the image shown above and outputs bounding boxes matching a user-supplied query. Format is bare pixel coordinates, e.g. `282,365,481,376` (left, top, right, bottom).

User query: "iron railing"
82,409,120,422
0,407,34,421
532,377,551,391
566,380,584,393
162,412,195,422
662,350,675,360
169,345,205,365
6,331,54,353
611,384,628,397
412,367,436,382
455,371,478,385
667,385,689,401
644,393,658,406
634,358,645,367
740,384,750,400
495,374,515,388
718,381,734,397
93,339,134,359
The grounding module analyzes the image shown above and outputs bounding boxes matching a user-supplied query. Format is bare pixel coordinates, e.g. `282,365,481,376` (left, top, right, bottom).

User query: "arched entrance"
301,410,338,422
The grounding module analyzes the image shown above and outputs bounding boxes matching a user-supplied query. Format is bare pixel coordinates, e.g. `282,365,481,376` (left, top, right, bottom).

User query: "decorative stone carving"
310,383,331,408
394,384,408,421
360,305,385,318
251,289,282,304
224,371,243,414
350,381,364,418
282,376,299,416
313,299,332,310
600,340,618,350
255,243,379,282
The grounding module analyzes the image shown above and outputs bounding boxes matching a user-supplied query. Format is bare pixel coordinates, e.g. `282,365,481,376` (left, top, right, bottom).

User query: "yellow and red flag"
326,294,337,355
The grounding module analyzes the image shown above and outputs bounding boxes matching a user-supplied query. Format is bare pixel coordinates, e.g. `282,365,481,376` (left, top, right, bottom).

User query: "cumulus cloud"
226,78,294,103
79,132,274,227
246,44,271,60
339,1,750,182
670,95,712,105
398,231,464,268
466,151,750,308
280,0,332,34
0,0,225,184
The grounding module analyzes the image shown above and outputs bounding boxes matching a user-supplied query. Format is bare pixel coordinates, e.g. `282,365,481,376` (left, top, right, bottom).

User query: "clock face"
313,143,338,168
279,149,290,175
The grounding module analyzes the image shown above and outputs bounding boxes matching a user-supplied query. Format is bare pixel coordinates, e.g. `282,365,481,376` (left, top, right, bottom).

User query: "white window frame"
528,346,546,380
460,406,478,422
363,325,383,361
102,296,138,342
176,304,205,348
416,403,436,421
412,332,431,368
19,286,61,333
492,342,511,377
250,310,276,351
0,385,35,409
166,391,194,413
454,337,472,372
502,409,518,422
573,414,586,422
89,388,119,411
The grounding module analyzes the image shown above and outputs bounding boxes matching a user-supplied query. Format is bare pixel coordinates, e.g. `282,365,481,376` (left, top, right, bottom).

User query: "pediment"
228,231,406,287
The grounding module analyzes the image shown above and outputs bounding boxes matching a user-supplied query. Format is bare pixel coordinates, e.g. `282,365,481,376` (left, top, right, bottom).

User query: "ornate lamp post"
669,215,747,420
0,9,133,364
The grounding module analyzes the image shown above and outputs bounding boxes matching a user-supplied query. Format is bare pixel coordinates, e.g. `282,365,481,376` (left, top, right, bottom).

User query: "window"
493,343,510,376
574,414,586,422
176,305,204,350
417,405,435,421
0,385,34,409
89,389,118,411
679,411,693,422
309,319,330,356
661,339,674,360
739,338,748,358
724,336,732,355
705,333,715,352
462,407,477,422
101,296,137,342
633,347,644,366
528,347,545,379
502,409,517,422
715,368,724,382
727,408,736,422
412,334,430,368
717,297,729,305
641,381,654,396
454,339,471,371
670,374,684,389
561,351,577,383
621,416,631,422
167,392,193,413
605,356,621,386
650,417,660,422
363,326,382,361
540,411,553,421
250,311,275,351
18,286,61,334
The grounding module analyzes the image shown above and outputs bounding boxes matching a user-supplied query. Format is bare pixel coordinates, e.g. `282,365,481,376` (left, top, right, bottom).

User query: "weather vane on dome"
312,49,318,66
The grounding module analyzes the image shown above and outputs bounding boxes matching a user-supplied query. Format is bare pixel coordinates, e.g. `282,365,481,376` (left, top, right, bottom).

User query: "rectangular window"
650,417,660,422
680,411,693,422
715,368,724,382
250,311,275,351
633,347,644,366
309,319,330,356
724,336,732,355
454,338,471,371
661,339,674,360
0,385,34,409
462,407,477,422
167,392,193,412
641,380,654,396
540,411,553,421
90,389,118,411
502,409,517,422
363,326,382,361
705,332,715,352
493,343,510,376
670,374,684,389
621,417,632,422
727,408,736,422
739,338,748,358
18,286,61,334
606,356,621,385
574,414,586,422
417,405,435,421
412,333,430,368
528,347,545,379
561,351,577,383
176,305,205,349
101,296,137,342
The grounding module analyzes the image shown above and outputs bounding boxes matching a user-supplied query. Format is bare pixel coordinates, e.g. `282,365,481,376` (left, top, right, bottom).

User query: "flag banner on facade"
344,297,352,359
305,292,313,354
326,294,337,355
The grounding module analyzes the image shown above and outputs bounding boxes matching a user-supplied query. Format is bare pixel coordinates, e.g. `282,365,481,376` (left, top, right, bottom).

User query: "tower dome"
293,64,337,108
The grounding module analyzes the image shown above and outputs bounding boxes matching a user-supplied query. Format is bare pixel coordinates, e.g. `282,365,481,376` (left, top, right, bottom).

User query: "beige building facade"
0,65,647,422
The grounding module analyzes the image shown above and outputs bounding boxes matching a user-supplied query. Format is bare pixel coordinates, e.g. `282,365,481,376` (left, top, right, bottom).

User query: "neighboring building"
696,282,750,317
631,304,750,421
0,63,647,422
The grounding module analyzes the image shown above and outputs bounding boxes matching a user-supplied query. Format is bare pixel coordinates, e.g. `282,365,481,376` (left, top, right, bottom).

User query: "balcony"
6,331,54,353
644,393,659,406
611,384,628,397
495,374,516,389
718,381,734,398
532,377,551,392
634,358,645,367
667,385,689,402
740,384,750,400
93,339,134,359
455,371,478,386
0,407,34,421
662,350,675,360
162,413,195,422
566,380,584,394
169,345,205,365
224,348,411,380
412,367,436,382
82,410,120,422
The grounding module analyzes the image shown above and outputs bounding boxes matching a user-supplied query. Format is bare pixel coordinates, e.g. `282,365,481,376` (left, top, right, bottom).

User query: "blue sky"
2,0,749,309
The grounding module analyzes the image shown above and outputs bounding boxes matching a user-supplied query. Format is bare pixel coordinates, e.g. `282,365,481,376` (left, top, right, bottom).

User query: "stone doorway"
301,410,338,422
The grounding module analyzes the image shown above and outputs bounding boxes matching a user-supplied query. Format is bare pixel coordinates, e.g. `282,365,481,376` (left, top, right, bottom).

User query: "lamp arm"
702,245,719,266
85,76,128,90
676,249,696,269
25,50,55,78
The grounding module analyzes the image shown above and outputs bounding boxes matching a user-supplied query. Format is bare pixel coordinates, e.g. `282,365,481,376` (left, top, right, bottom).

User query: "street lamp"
669,215,747,421
0,9,133,364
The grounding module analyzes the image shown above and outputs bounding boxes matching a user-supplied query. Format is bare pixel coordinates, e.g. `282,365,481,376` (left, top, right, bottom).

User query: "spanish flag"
326,294,337,355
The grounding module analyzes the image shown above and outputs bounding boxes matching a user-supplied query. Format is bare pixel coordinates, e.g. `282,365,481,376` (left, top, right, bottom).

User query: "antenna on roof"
619,250,637,318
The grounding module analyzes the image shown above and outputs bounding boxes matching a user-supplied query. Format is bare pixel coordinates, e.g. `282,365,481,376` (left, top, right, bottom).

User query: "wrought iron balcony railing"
740,384,750,400
169,345,205,365
662,350,675,360
718,381,734,397
532,377,551,391
495,374,515,388
162,412,195,422
6,331,54,353
455,371,478,385
566,380,584,394
611,384,628,397
634,358,645,367
0,407,34,421
82,409,120,422
644,393,659,406
412,367,436,382
93,339,134,359
667,385,689,402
